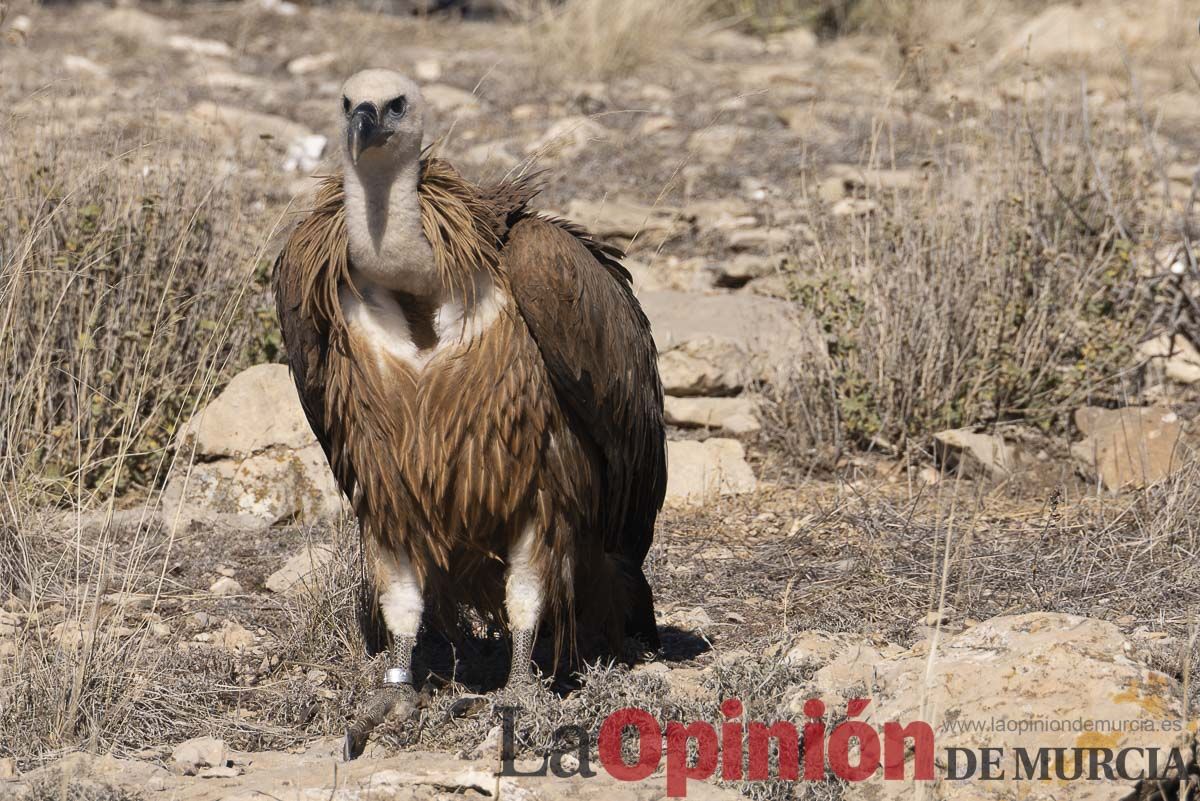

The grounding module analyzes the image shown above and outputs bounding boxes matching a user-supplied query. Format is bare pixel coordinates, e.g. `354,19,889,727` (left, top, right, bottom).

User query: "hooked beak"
348,102,389,164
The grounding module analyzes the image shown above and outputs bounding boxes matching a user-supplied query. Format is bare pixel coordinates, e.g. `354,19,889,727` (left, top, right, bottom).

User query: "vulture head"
340,69,426,169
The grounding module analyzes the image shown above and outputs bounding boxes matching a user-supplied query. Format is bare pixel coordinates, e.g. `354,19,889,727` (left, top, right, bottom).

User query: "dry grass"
0,126,278,504
511,0,713,84
0,115,287,767
761,96,1180,465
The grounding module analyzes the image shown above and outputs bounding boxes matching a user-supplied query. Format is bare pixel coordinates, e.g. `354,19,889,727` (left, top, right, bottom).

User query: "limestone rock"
215,621,255,651
658,338,745,397
565,197,688,247
933,428,1019,478
664,396,760,434
846,613,1192,800
265,543,336,594
665,439,757,503
99,8,170,43
687,125,749,159
683,198,757,233
830,197,878,217
641,290,827,390
163,442,342,530
1071,406,1186,491
783,630,857,668
460,141,519,169
166,34,232,59
189,102,313,153
989,4,1121,69
179,364,314,458
286,52,337,76
172,736,227,776
1138,334,1200,384
208,577,243,597
422,84,481,115
727,228,792,252
62,55,109,79
282,134,327,174
527,116,609,159
712,253,785,288
639,115,677,136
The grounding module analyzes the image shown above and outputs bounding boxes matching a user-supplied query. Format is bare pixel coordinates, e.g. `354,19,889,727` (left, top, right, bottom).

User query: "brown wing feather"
272,175,357,497
501,215,666,564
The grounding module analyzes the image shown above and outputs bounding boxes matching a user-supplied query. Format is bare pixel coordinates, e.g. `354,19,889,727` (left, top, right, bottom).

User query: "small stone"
933,428,1019,478
639,115,677,136
664,396,760,434
62,55,109,79
687,125,747,159
658,339,744,397
286,52,337,76
665,439,757,502
564,197,687,245
208,577,243,597
831,198,878,217
172,736,226,776
52,621,94,651
1138,334,1200,384
422,84,481,115
414,59,442,82
921,609,952,626
265,543,336,594
713,253,785,288
727,228,792,252
784,631,855,667
0,757,16,778
527,116,609,160
216,621,255,651
673,606,714,630
461,142,519,169
166,34,232,59
198,765,241,779
283,134,327,173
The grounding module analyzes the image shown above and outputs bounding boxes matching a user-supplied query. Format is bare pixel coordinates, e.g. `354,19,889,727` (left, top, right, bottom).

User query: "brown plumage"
274,158,665,660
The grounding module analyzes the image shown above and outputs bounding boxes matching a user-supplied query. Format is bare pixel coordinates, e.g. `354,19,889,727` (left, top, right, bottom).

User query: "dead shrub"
765,100,1169,465
0,125,279,504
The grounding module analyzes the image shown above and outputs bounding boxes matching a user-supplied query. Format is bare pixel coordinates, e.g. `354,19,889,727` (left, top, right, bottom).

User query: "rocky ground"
4,1,1200,799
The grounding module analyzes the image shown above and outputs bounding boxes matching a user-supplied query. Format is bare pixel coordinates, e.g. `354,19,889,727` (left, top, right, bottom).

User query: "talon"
343,684,417,761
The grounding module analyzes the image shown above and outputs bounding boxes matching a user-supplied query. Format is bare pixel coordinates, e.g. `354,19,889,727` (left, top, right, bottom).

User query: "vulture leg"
503,525,544,689
343,549,424,761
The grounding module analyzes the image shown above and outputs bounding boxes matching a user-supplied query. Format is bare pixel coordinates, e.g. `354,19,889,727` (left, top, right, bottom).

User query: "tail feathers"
618,556,660,652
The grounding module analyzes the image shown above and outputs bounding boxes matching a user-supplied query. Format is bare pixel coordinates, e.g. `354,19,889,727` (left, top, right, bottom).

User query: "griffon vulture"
272,70,666,759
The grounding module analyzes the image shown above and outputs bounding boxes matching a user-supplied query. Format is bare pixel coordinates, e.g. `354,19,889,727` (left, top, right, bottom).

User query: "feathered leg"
344,547,423,760
503,524,544,689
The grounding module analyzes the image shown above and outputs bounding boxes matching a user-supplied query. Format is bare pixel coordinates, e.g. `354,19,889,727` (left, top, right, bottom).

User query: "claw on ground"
342,684,418,761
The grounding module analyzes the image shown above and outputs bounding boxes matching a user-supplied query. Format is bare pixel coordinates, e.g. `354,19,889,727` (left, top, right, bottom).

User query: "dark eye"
342,96,351,115
386,96,407,117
